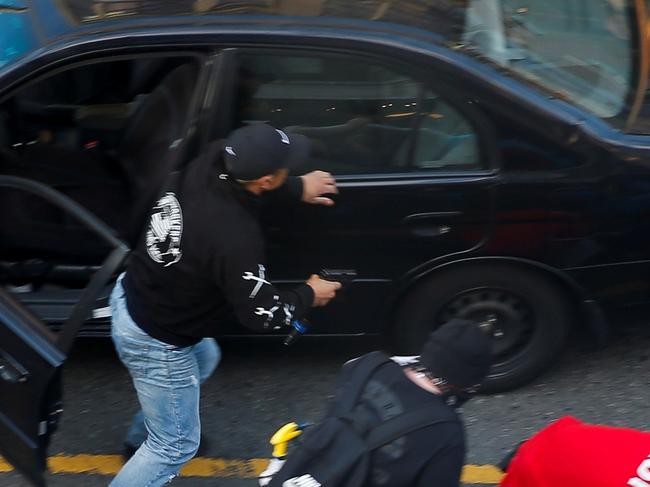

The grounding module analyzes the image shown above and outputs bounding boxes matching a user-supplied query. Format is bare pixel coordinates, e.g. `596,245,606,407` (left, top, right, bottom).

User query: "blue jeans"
109,274,220,486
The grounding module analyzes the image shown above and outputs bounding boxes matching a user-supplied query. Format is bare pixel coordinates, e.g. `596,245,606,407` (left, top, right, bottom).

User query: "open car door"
0,176,129,486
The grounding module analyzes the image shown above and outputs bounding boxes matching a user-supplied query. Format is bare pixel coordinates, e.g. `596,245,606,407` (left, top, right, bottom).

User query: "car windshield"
463,0,634,119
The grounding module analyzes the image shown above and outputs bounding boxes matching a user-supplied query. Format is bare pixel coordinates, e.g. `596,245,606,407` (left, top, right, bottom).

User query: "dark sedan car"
3,0,650,484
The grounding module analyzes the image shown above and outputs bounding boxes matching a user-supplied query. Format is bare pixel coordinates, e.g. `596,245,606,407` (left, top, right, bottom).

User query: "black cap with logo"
223,124,311,181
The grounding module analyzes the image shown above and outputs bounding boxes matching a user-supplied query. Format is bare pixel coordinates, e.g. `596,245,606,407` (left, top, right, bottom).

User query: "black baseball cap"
420,319,493,389
223,124,311,181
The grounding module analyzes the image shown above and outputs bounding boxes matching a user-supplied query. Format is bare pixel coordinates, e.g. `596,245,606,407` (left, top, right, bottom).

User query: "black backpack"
268,351,460,487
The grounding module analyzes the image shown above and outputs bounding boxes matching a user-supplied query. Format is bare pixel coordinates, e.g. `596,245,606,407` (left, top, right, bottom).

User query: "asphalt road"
1,313,650,487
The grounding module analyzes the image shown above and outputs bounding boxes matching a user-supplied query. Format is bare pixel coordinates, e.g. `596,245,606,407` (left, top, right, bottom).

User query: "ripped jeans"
109,274,220,487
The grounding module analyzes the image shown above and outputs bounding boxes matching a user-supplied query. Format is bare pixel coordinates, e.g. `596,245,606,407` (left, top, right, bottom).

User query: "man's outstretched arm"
276,171,339,206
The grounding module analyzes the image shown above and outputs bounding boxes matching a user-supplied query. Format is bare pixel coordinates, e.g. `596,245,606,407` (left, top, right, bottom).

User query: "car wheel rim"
437,287,535,365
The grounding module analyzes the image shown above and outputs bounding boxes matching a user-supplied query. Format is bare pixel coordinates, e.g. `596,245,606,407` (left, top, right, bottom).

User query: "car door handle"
403,212,462,237
0,350,29,384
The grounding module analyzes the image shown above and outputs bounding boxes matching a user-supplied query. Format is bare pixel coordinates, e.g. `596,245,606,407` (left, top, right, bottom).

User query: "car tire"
390,264,571,393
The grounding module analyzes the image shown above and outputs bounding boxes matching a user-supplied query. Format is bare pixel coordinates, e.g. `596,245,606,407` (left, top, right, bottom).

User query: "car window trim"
334,171,499,188
197,48,240,147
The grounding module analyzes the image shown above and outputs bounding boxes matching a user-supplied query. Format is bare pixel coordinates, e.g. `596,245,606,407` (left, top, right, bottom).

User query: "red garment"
500,416,650,487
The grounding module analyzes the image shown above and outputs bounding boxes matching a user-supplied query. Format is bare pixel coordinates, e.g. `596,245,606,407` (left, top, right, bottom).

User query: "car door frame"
0,38,227,486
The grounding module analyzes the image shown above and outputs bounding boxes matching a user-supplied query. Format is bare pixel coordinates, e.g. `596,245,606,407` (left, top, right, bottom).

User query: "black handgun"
284,269,358,346
319,269,357,289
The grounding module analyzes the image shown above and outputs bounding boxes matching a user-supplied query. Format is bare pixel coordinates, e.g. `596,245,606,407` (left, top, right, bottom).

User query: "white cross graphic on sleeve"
242,264,271,298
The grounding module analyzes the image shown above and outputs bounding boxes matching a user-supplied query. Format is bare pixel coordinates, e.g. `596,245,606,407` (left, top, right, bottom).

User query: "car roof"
19,0,461,48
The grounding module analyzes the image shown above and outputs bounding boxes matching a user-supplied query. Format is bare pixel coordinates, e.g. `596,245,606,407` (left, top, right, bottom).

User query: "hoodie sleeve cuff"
283,176,304,202
293,283,314,317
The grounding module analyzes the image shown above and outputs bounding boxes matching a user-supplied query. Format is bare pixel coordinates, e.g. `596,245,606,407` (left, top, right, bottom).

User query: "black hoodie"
122,143,314,347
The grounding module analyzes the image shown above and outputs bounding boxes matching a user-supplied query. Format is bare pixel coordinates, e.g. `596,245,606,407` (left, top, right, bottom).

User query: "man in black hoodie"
109,124,341,487
260,319,492,487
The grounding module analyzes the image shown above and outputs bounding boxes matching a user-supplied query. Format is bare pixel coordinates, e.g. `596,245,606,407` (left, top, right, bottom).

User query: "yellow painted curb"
462,464,505,484
0,455,268,478
0,455,503,483
48,455,124,476
0,457,11,473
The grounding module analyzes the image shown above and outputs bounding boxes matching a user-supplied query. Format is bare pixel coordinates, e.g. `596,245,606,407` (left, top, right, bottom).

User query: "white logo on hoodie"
146,192,183,267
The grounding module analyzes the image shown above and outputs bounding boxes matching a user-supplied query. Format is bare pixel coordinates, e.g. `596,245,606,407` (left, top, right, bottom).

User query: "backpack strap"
335,351,392,416
366,403,459,451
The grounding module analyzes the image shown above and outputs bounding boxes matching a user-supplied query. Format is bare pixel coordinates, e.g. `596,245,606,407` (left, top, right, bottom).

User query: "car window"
412,90,480,170
0,55,198,266
235,53,481,175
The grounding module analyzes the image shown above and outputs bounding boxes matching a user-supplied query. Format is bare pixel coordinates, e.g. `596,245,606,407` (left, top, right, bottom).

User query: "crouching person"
499,416,650,487
260,319,493,487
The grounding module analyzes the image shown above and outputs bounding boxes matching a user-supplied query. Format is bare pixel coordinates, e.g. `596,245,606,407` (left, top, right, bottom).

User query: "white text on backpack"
283,474,322,487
